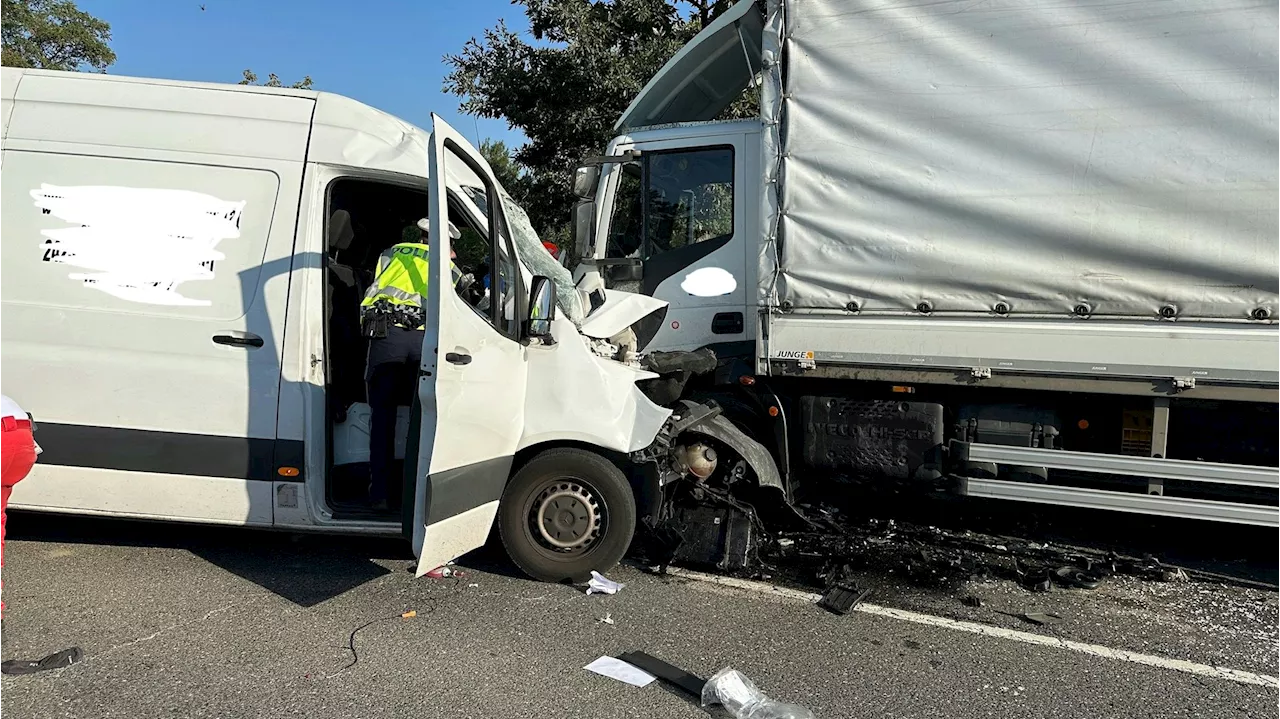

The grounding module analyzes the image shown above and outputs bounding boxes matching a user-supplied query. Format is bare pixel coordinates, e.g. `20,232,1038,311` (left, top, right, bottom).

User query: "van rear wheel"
497,448,636,583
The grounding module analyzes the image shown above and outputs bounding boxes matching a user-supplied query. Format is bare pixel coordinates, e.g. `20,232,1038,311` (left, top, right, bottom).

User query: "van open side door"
405,114,530,576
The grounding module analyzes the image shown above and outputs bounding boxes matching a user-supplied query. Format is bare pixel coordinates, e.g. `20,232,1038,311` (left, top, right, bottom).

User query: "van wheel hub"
532,481,602,551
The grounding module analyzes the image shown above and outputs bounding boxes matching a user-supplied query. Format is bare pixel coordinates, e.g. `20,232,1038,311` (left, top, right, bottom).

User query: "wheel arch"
512,439,659,520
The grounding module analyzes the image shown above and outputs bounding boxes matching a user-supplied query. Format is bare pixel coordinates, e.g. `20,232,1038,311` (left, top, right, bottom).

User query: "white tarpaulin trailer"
757,0,1278,322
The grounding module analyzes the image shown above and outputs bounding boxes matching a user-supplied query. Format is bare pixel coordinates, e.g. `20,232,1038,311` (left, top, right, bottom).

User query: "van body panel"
2,69,309,525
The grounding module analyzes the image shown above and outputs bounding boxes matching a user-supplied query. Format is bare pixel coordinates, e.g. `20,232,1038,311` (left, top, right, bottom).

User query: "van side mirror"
572,200,595,261
525,275,557,340
572,165,600,199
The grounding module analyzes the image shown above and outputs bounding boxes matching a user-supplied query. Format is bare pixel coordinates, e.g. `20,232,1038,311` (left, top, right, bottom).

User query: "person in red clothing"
2,394,38,575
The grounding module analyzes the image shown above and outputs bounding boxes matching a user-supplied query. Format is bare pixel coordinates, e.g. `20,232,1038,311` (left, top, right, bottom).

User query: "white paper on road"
583,656,656,688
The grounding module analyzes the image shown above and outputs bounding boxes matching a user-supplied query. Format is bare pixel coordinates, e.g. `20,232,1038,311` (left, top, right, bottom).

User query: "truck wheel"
497,448,636,583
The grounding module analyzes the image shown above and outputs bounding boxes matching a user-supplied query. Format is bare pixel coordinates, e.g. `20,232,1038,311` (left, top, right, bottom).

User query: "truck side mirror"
572,165,600,199
572,199,595,261
525,275,557,340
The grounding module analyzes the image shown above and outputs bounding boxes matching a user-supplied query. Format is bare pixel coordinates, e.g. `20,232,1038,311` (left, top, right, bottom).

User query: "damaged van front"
410,116,780,582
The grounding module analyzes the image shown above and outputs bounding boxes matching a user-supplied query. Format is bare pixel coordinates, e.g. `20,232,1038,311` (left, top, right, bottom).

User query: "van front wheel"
497,448,636,583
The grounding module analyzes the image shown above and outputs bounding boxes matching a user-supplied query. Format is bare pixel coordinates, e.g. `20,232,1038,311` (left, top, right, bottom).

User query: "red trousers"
2,419,37,613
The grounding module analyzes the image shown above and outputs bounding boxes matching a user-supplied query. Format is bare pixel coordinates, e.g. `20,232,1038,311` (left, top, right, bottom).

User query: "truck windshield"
603,146,735,274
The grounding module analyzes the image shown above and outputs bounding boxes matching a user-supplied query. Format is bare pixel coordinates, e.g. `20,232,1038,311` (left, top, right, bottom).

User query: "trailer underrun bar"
954,443,1279,528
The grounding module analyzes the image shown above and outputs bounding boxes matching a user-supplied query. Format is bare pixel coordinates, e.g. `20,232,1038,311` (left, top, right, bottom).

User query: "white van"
0,68,715,581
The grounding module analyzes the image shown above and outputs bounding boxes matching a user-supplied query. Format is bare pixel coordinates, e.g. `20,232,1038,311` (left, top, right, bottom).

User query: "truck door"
595,135,751,352
407,114,529,576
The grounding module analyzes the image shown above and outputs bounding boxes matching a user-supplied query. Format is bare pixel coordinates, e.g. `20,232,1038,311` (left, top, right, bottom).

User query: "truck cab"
565,0,1279,532
575,120,761,355
570,0,767,356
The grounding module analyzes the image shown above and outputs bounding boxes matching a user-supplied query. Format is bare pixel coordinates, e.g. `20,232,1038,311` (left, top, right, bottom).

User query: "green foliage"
238,69,313,90
1,0,115,72
454,227,490,272
479,138,525,194
444,0,753,242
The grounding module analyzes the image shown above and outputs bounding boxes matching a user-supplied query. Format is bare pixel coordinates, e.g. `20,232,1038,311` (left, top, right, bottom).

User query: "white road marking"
665,567,1279,689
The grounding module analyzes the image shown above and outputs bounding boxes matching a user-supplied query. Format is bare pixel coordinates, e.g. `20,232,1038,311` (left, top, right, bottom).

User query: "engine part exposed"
669,505,757,572
676,443,718,479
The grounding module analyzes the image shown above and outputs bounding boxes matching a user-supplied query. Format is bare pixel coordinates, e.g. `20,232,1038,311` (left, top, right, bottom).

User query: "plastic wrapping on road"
586,570,624,595
701,668,817,719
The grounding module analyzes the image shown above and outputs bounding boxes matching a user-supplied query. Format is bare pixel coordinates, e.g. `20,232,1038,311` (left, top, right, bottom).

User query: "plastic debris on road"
599,613,615,625
1,647,83,676
584,656,656,687
701,667,818,719
425,564,464,580
586,570,625,595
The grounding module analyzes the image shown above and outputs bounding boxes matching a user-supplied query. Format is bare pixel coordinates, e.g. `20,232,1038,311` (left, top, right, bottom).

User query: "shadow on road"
4,512,413,607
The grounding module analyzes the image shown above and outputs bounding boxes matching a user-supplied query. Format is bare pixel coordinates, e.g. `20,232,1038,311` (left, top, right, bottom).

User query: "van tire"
498,448,636,584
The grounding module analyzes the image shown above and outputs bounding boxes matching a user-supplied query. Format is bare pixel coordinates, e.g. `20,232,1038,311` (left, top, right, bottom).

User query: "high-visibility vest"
360,242,460,329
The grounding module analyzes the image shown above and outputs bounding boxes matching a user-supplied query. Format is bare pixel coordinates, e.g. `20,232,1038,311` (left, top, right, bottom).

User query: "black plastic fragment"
1,647,83,675
1021,611,1063,626
615,651,707,697
1053,565,1102,590
819,583,871,615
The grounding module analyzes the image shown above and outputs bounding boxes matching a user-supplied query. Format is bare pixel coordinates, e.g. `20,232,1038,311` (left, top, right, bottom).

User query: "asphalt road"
1,515,1275,719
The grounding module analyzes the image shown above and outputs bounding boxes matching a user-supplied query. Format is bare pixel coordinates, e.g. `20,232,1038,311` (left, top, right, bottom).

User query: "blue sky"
78,0,529,148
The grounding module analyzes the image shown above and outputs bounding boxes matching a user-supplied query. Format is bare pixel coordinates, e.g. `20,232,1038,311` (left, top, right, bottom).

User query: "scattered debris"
818,583,872,615
425,564,464,579
1019,611,1063,626
332,608,427,677
583,656,656,687
1,647,83,675
631,478,1270,605
467,583,479,588
1016,562,1053,593
1053,565,1102,590
995,610,1063,626
702,667,818,719
587,570,625,595
615,651,707,698
599,613,615,625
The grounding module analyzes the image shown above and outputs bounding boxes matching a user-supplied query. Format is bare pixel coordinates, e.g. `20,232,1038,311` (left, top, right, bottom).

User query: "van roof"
2,67,433,179
2,66,323,100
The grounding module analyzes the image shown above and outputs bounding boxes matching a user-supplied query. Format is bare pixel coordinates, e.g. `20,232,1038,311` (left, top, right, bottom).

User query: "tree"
479,138,525,196
238,69,313,90
1,0,115,72
444,0,752,242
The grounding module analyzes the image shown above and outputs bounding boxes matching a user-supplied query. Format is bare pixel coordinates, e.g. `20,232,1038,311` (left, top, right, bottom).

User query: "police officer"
360,218,461,511
0,391,39,644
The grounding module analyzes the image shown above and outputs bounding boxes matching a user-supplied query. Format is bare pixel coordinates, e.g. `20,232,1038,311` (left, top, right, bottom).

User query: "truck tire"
497,448,637,583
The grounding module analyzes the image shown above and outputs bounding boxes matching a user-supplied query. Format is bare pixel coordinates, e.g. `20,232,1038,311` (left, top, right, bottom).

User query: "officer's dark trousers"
366,326,424,507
